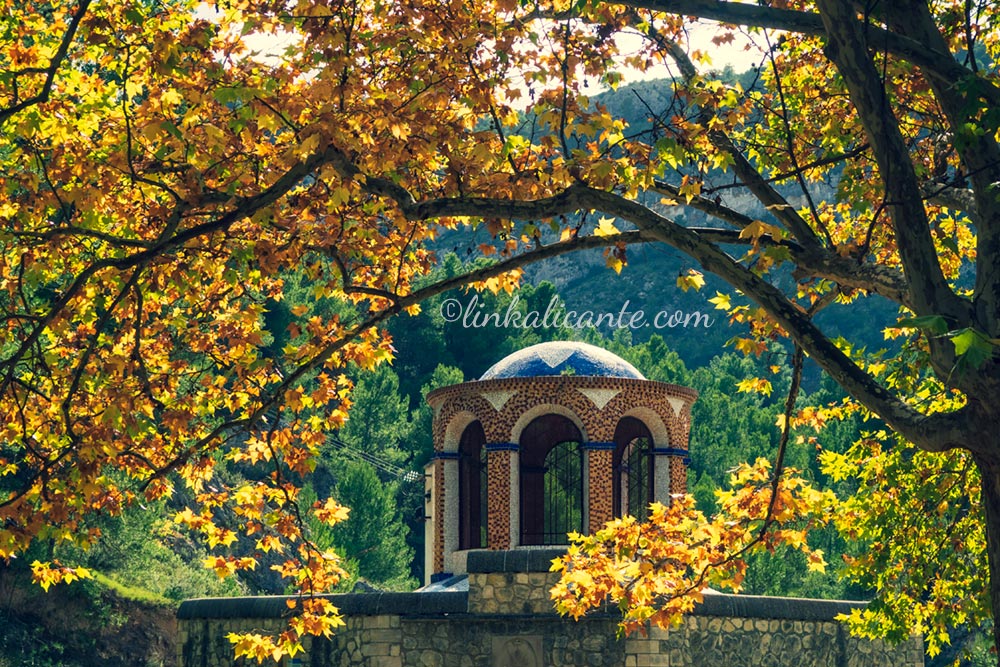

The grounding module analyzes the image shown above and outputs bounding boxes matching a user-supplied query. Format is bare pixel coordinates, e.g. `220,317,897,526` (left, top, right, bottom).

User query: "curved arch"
618,405,671,446
439,409,481,453
613,417,654,519
519,414,584,545
510,403,588,444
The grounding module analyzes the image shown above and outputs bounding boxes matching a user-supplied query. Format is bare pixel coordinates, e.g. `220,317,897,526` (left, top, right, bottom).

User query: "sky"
201,3,770,80
616,20,770,81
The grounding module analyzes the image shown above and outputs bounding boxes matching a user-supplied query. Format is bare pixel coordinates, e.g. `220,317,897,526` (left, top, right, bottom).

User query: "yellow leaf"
676,269,705,292
736,378,773,396
297,133,321,157
806,550,827,573
677,175,702,203
708,292,731,311
738,220,783,242
606,253,624,274
594,217,619,238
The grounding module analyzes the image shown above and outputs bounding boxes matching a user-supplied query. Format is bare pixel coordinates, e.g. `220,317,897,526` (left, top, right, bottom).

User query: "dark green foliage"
338,363,413,467
0,558,177,667
322,460,413,589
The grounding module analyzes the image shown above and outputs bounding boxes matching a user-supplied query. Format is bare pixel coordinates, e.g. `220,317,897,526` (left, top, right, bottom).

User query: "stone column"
430,456,446,577
442,454,460,573
485,443,518,549
653,447,690,504
583,442,615,533
653,448,672,503
423,460,436,587
428,452,460,580
669,453,689,496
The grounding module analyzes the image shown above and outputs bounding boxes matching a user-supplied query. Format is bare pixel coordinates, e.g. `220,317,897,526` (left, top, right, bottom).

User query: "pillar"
653,447,690,503
485,443,518,549
423,460,436,586
583,442,615,533
428,452,459,580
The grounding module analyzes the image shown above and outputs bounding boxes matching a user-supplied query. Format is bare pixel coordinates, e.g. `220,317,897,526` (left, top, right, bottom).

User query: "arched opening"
613,417,653,520
519,414,583,545
458,421,487,550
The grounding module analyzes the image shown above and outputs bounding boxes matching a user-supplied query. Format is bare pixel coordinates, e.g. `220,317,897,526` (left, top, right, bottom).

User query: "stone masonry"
177,548,923,667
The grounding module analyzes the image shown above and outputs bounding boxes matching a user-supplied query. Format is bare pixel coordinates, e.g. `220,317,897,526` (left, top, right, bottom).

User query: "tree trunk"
974,453,1000,667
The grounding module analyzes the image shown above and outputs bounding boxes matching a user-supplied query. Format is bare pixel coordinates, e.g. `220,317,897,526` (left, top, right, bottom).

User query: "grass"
90,570,173,607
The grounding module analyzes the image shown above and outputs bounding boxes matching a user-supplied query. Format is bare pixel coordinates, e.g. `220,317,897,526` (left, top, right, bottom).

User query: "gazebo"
423,340,698,584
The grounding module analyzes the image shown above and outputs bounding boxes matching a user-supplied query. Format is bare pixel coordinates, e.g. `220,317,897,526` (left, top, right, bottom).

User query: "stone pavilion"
423,341,696,584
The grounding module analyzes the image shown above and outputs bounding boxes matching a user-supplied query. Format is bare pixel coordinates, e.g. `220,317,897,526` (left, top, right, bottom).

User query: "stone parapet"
468,572,559,615
177,583,923,667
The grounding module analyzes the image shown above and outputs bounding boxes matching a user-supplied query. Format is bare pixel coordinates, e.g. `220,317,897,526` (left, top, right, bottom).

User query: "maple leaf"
736,377,773,396
676,269,705,292
707,292,731,311
594,217,619,237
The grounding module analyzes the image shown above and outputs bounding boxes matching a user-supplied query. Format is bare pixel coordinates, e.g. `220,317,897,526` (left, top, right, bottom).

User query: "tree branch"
137,227,654,491
0,0,91,125
620,0,1000,107
657,39,826,254
654,185,912,307
920,181,980,225
334,173,955,449
573,185,967,453
879,1,1000,336
816,0,969,326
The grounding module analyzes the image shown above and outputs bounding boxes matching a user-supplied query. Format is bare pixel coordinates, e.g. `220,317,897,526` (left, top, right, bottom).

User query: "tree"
2,0,1000,661
0,1,621,658
307,460,414,589
335,364,412,466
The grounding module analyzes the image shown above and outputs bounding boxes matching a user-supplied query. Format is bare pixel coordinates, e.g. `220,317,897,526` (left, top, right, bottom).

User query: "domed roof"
479,341,646,380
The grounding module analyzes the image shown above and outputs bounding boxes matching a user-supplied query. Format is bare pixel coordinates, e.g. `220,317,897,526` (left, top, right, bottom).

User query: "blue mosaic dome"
479,341,645,380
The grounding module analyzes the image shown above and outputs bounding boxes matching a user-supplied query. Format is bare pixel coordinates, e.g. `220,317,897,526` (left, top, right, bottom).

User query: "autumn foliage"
3,0,1000,661
551,460,834,632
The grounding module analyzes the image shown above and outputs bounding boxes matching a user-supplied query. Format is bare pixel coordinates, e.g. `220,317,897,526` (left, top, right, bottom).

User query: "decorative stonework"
588,449,614,532
481,390,518,412
534,344,576,368
177,574,925,667
487,449,512,549
667,395,688,418
425,343,698,582
428,376,697,451
577,387,622,410
670,457,688,496
433,458,445,574
492,635,542,667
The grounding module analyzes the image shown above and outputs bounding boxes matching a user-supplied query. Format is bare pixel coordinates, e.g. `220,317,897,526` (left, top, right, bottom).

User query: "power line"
324,435,423,483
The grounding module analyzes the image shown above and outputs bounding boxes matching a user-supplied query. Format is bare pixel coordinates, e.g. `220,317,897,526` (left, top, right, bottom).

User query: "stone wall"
467,572,554,615
178,605,922,667
177,549,923,667
625,617,922,667
398,617,624,667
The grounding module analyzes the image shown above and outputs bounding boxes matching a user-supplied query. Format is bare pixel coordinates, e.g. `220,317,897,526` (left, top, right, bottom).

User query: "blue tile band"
484,442,520,452
580,441,617,450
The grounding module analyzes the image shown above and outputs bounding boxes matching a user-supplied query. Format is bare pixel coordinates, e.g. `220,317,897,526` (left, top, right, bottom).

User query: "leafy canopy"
3,0,1000,660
